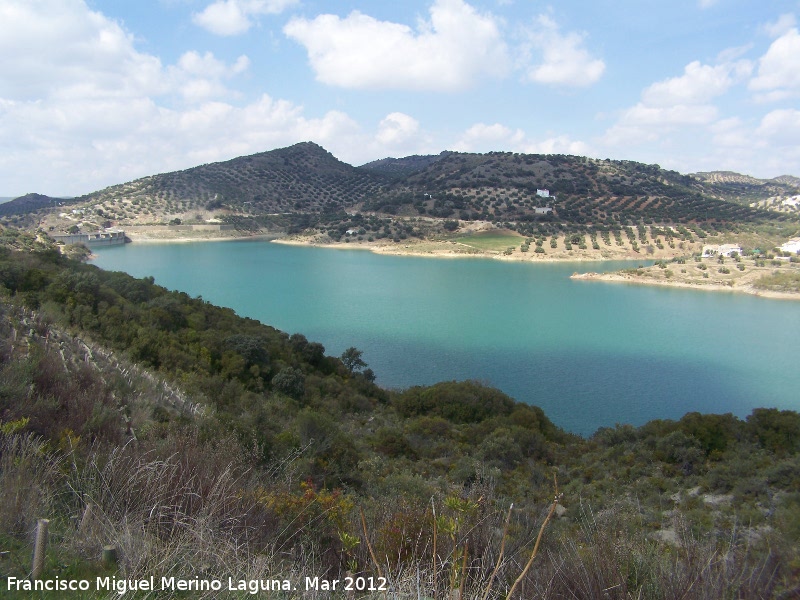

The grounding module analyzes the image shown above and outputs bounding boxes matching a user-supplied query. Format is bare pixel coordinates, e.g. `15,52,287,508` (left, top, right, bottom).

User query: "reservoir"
93,240,800,436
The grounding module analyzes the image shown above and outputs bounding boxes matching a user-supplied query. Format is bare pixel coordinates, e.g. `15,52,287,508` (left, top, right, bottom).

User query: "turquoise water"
93,240,800,436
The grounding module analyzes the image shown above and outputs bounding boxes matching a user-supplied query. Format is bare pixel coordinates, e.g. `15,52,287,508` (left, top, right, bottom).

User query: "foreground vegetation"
1,228,800,598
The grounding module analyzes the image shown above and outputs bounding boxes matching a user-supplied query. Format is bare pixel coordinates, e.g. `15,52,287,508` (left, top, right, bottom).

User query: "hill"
689,170,800,205
74,146,797,228
4,144,800,249
0,192,70,217
359,152,449,177
773,175,800,187
81,141,387,217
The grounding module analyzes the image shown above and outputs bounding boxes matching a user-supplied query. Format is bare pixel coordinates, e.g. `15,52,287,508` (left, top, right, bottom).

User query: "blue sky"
1,0,799,196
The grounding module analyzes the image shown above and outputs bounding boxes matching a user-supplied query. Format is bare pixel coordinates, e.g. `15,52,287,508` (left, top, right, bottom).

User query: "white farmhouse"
536,189,550,198
702,244,743,257
780,239,800,254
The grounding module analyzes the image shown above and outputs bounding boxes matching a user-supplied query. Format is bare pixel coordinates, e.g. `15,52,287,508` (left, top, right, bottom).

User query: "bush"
272,367,306,399
373,427,417,459
393,380,516,423
747,408,800,455
443,220,459,232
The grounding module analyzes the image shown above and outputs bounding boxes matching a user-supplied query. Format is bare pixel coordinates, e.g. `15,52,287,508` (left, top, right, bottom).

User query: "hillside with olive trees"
3,143,799,256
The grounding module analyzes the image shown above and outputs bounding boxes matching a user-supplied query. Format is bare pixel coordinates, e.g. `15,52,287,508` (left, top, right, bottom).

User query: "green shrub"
393,380,516,423
271,367,306,399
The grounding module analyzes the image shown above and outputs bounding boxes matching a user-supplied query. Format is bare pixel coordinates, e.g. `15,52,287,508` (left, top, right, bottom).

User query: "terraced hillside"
0,193,71,218
690,171,800,205
80,142,389,222
362,152,797,227
360,153,448,178
5,144,800,241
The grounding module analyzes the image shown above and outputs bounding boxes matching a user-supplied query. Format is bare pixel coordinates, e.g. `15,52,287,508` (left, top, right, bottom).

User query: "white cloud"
749,27,800,100
376,113,421,146
642,60,749,107
522,14,605,87
756,109,800,145
594,27,800,176
454,123,589,155
167,52,251,102
762,13,796,38
0,0,165,102
176,51,250,78
753,110,800,176
0,0,363,194
0,1,249,106
455,123,525,150
604,103,719,147
0,92,366,195
700,110,800,176
526,135,591,155
698,0,719,9
716,44,753,63
284,0,509,91
602,58,750,148
192,0,298,36
709,117,748,148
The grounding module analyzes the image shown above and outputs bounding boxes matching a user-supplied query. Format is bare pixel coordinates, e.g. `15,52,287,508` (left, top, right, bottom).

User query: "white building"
536,189,550,198
702,244,743,258
780,239,800,254
534,207,552,214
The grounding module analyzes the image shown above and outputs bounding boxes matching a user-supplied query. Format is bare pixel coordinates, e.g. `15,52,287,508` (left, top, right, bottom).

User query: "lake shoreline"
119,229,800,301
90,236,800,434
571,266,800,301
121,226,700,263
267,233,700,264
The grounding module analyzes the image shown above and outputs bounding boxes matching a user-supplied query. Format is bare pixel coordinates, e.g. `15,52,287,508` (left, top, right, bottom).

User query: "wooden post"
31,519,49,579
102,546,118,568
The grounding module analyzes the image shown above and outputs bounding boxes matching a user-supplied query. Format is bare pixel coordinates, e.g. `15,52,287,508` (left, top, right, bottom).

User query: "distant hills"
82,142,379,216
3,143,799,230
0,192,71,217
689,171,800,203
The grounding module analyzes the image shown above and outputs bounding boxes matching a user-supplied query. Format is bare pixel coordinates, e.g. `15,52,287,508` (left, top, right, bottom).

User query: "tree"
225,334,269,366
272,367,305,399
341,346,367,373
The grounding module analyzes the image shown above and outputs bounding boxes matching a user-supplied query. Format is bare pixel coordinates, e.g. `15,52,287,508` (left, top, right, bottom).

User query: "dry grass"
0,434,791,599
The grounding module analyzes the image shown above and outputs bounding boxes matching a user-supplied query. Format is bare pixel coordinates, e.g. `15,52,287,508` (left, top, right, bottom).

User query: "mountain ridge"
0,192,72,217
3,143,799,235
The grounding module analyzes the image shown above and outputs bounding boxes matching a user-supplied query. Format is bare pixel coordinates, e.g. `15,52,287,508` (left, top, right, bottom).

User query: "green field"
452,230,525,251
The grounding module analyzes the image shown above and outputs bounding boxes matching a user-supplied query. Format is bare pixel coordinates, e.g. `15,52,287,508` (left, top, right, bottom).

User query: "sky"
1,0,799,197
